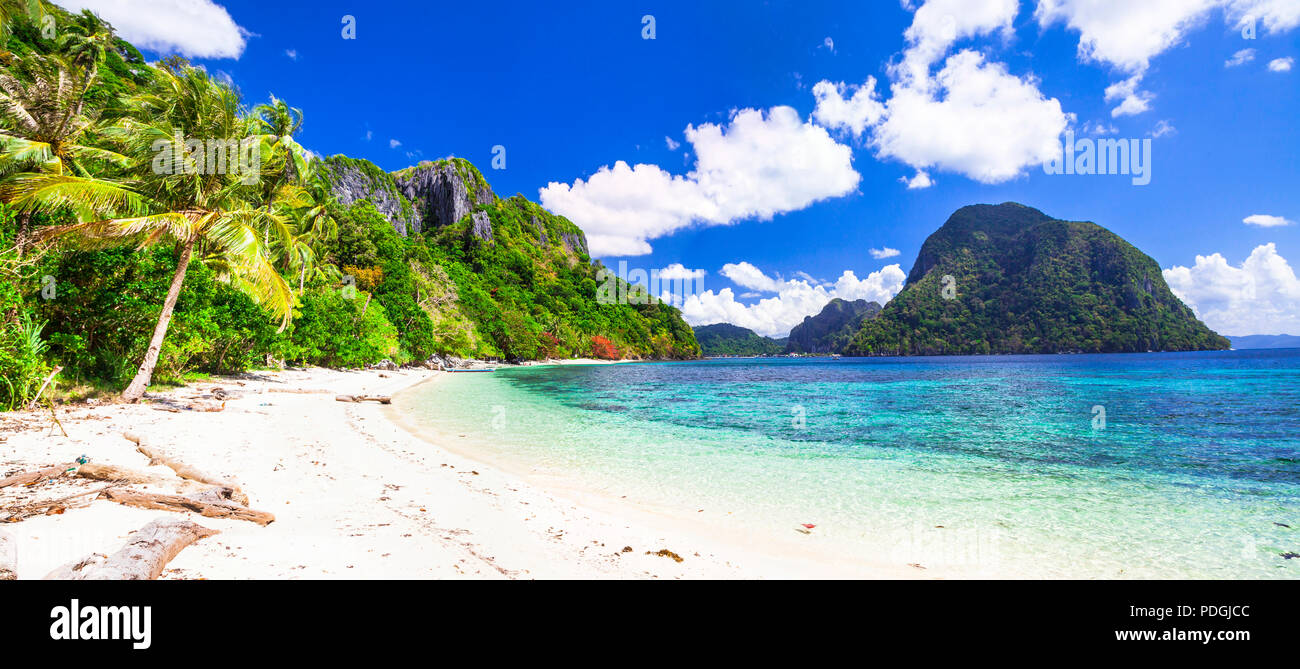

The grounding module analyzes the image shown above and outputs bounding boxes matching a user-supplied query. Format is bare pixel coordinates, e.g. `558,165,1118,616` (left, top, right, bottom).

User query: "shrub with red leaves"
590,336,620,360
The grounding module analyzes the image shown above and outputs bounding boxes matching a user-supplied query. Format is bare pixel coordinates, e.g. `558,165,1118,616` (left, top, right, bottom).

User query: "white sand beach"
0,367,938,580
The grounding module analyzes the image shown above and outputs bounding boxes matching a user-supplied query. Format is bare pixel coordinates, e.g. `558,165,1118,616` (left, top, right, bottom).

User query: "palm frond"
0,172,146,219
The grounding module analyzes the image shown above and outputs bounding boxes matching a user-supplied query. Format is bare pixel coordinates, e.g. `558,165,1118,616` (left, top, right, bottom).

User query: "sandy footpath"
0,366,924,580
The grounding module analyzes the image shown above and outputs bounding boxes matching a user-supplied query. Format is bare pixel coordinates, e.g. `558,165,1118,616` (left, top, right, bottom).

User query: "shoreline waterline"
384,369,933,579
388,353,1300,580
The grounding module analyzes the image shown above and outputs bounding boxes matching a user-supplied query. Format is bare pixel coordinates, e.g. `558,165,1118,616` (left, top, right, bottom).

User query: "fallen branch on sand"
44,517,218,580
0,463,73,489
122,431,249,505
1,486,112,522
335,394,392,404
0,530,16,580
99,488,275,526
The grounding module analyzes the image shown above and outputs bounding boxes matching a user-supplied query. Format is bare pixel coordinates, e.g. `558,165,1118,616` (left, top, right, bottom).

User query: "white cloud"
682,263,907,337
1226,0,1300,33
894,0,1020,86
813,1,1067,186
285,49,298,61
720,262,785,292
1036,1,1300,114
364,130,373,141
56,0,250,59
389,139,402,149
869,247,902,259
1035,0,1219,74
1082,120,1119,135
900,170,934,189
1153,120,1177,137
657,263,706,280
811,78,885,137
1225,48,1256,67
822,36,835,52
540,107,860,257
1163,244,1300,334
1268,57,1295,72
1244,214,1294,227
1104,75,1153,117
665,136,681,151
872,50,1069,184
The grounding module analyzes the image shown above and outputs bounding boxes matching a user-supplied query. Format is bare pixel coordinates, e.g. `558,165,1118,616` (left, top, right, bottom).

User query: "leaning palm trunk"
121,236,196,402
14,212,30,257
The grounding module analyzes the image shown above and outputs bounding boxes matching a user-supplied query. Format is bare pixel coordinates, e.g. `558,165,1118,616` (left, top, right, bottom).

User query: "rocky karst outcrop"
393,160,496,233
785,299,882,354
322,156,498,242
321,157,422,236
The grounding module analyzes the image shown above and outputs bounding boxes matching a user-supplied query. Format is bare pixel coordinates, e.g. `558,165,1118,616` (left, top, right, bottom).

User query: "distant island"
1227,334,1300,350
844,203,1229,356
693,323,785,357
698,203,1230,358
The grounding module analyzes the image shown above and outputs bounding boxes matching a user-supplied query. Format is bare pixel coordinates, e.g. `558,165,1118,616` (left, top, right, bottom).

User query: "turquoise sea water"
399,350,1300,578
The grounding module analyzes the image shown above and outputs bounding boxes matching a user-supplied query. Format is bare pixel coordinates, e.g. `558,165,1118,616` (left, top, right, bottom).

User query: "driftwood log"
0,463,72,489
0,530,16,580
335,394,392,404
99,488,275,526
122,431,249,505
75,463,171,487
44,517,218,580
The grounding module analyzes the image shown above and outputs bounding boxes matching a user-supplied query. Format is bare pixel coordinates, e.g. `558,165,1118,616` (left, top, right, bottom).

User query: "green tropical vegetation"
692,323,785,357
844,203,1230,356
0,3,698,409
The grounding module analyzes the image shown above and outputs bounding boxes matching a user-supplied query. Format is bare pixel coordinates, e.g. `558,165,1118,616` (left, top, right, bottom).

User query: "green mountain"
318,156,700,362
693,323,785,356
785,298,881,354
844,203,1230,356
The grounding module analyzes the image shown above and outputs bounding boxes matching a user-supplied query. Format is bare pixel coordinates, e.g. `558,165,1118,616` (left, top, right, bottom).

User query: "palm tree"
252,95,307,210
2,62,293,401
0,52,127,254
0,0,43,42
57,10,114,117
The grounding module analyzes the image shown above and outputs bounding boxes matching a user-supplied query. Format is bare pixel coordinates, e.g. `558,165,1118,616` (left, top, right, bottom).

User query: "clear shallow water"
400,351,1300,578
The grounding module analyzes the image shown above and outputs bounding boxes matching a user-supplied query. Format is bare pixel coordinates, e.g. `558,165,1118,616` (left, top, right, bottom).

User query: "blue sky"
60,0,1300,336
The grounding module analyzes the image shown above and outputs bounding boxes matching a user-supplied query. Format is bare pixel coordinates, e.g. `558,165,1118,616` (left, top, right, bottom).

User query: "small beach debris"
646,549,684,563
1275,522,1291,528
0,530,17,580
1282,552,1299,560
795,523,816,535
335,394,392,404
909,563,926,570
621,546,633,553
